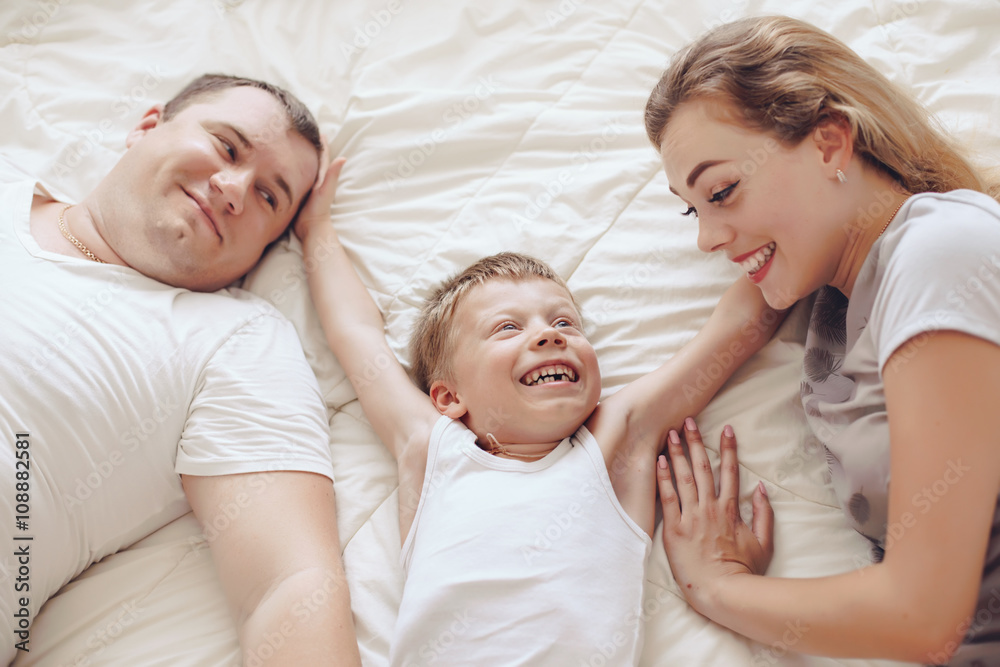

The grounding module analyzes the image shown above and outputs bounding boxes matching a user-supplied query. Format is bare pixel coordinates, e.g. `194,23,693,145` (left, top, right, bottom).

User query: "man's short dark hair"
163,73,323,156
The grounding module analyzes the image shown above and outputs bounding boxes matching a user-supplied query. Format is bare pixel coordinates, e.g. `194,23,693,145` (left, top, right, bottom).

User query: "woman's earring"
836,169,848,184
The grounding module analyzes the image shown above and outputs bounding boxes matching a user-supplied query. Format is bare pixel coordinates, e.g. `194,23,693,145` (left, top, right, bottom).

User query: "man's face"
101,86,319,291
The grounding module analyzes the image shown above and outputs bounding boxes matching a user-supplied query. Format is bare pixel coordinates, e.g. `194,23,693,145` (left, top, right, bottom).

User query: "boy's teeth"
525,364,577,385
741,242,775,275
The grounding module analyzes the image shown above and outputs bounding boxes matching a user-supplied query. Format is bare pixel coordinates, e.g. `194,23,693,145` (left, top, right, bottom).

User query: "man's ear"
811,114,854,177
429,380,467,419
125,104,166,148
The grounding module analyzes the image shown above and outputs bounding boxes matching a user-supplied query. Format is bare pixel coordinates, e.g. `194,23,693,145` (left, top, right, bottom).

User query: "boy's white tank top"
391,416,651,667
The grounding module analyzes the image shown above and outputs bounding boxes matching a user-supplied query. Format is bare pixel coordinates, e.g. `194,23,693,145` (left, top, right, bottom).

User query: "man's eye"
681,206,697,217
217,136,236,160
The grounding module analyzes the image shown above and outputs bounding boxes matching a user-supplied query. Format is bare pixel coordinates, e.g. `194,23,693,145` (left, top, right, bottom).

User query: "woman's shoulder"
883,189,1000,263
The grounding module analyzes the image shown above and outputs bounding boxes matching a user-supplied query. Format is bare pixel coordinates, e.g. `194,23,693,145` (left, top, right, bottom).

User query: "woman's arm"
658,330,1000,662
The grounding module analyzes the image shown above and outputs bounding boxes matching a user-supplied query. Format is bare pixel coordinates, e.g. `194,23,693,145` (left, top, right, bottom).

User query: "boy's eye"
554,318,573,328
259,189,277,210
500,323,517,331
708,180,739,204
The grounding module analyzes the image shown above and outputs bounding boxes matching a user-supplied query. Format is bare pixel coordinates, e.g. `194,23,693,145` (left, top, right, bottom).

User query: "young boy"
296,157,777,665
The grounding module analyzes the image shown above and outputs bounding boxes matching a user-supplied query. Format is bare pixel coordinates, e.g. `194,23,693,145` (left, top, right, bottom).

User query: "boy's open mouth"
521,364,578,386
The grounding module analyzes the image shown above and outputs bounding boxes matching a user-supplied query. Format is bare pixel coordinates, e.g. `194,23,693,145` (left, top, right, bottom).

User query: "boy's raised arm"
595,277,784,449
295,156,439,458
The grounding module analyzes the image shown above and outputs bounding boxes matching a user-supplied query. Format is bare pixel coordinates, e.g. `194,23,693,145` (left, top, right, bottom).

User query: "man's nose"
210,167,252,215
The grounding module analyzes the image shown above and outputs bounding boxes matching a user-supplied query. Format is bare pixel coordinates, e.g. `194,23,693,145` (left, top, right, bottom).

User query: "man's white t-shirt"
0,180,334,657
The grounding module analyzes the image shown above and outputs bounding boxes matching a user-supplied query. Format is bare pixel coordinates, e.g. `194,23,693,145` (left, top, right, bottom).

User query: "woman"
644,15,1000,665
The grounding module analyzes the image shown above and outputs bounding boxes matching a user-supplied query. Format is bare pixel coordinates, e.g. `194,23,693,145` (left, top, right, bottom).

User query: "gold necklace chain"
58,205,106,264
878,195,910,238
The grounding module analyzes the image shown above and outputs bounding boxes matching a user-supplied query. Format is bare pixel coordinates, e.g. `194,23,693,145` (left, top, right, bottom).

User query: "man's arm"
296,157,440,458
182,471,361,666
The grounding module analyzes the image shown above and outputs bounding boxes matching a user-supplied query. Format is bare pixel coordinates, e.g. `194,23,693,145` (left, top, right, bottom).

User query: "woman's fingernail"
669,429,680,444
658,455,667,469
758,481,768,497
685,417,696,430
724,424,734,438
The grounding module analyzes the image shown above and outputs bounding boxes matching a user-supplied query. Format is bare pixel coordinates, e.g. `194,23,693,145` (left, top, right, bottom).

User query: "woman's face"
659,98,848,309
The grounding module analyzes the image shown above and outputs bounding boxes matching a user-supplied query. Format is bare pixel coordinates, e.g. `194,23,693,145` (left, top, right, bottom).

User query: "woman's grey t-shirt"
801,189,1000,664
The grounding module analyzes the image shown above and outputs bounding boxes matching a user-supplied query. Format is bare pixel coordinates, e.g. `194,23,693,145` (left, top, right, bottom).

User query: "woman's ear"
125,104,165,148
429,380,467,419
811,114,854,176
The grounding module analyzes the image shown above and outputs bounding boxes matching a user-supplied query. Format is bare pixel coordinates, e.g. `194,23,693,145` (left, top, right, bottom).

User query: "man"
0,74,361,665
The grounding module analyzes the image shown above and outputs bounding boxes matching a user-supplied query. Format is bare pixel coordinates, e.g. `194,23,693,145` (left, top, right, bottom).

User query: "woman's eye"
681,206,697,217
709,181,739,204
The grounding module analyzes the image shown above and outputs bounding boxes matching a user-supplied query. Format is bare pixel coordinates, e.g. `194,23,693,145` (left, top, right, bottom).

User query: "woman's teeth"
740,242,775,275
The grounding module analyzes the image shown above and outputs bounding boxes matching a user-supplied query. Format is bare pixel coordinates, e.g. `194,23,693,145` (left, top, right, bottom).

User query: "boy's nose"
535,328,566,347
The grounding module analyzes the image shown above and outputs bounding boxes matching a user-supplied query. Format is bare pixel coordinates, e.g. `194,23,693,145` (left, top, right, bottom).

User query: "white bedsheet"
3,0,998,664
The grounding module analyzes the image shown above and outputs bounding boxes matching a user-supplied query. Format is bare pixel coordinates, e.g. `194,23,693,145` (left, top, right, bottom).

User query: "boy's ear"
811,115,854,177
125,104,166,148
429,380,467,419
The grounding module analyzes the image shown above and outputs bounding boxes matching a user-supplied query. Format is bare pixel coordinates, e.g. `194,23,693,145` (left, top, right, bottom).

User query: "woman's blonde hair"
644,15,999,200
409,252,577,394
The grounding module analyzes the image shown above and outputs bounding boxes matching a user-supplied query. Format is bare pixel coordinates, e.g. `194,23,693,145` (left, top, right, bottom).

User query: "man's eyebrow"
221,122,293,209
221,122,252,151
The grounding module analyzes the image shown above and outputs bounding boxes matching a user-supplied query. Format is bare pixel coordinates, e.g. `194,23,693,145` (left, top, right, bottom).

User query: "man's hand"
294,138,346,244
182,471,361,666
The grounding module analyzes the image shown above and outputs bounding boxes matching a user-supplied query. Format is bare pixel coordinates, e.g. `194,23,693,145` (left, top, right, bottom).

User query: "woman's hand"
294,138,346,244
657,417,774,613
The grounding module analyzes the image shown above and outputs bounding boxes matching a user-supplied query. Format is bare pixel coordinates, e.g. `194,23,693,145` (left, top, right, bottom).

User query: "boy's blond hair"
409,252,577,394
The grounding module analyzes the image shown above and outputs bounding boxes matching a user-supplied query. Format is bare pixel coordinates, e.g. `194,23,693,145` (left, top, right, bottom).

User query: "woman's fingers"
684,417,717,503
717,424,740,503
666,428,699,509
657,454,682,527
752,481,775,559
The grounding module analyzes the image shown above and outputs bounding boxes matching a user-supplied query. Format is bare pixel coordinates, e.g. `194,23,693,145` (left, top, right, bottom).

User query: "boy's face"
434,278,601,446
